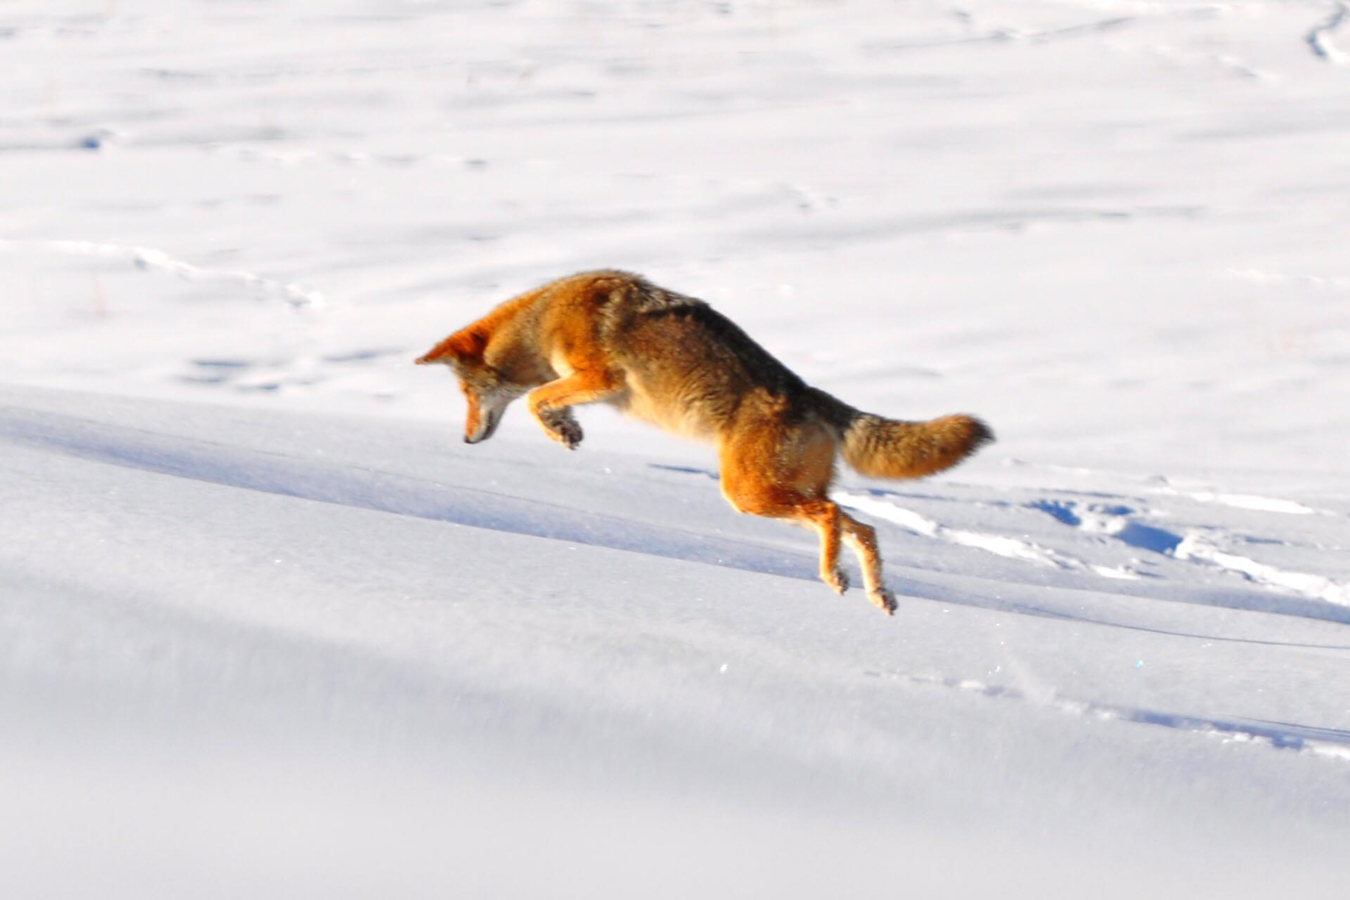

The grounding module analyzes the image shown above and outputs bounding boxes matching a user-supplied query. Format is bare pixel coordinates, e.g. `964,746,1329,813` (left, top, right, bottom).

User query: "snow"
3,1,1349,896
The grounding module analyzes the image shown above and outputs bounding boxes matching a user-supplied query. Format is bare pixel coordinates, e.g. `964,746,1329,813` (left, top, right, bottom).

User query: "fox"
416,270,992,615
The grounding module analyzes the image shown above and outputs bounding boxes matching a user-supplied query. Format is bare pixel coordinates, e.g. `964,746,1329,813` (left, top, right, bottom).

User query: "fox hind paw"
869,587,896,616
824,568,849,595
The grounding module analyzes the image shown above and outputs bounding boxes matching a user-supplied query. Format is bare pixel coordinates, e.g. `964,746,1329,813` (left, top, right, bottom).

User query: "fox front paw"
556,418,583,449
547,416,583,449
823,568,849,595
535,408,583,449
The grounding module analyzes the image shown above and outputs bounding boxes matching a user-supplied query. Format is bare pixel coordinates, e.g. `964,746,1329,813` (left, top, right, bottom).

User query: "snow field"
3,1,1350,896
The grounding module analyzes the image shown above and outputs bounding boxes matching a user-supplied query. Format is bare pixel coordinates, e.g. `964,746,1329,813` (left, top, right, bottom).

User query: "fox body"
416,270,992,614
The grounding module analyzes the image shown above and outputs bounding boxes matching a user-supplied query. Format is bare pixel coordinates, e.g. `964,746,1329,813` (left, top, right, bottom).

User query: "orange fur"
417,270,994,615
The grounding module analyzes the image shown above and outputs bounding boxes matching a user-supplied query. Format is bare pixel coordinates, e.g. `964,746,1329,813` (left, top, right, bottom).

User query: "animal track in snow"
665,465,1344,607
834,490,1134,579
1228,267,1350,293
1307,1,1349,65
1174,531,1350,607
179,357,329,394
1030,498,1349,606
1028,499,1181,555
0,239,325,310
1150,484,1323,516
870,669,1350,763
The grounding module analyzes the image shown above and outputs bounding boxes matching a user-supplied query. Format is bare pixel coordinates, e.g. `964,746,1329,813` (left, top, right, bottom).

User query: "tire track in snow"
871,669,1350,763
0,239,325,310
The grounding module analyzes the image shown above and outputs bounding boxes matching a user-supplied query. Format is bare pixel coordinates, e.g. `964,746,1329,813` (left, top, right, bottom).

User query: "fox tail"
838,409,994,480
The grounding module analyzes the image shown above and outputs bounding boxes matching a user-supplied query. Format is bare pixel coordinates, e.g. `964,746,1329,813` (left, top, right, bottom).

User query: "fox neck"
468,294,556,389
481,336,552,389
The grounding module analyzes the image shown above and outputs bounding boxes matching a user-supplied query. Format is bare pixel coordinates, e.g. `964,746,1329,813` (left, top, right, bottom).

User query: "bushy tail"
840,412,994,479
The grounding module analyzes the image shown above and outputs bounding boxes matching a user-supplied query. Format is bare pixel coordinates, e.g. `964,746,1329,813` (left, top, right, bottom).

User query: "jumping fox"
416,270,992,615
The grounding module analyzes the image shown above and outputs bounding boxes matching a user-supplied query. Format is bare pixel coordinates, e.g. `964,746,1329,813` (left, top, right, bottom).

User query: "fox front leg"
527,369,622,450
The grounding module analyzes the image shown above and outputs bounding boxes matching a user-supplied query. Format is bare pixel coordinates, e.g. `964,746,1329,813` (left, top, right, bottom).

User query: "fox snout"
462,391,513,444
463,416,493,443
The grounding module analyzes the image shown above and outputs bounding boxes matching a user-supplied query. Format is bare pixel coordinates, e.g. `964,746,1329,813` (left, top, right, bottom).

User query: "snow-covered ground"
3,1,1349,896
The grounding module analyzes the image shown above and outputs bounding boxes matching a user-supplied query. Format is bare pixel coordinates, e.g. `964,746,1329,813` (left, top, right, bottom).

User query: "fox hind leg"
789,497,850,595
722,485,850,596
838,512,896,615
719,463,895,614
718,430,852,599
811,501,849,594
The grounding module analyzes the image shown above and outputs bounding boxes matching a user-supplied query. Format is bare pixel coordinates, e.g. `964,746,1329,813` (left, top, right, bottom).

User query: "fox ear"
415,328,486,365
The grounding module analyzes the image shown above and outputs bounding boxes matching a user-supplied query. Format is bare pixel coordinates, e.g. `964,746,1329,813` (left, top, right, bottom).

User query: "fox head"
415,330,525,444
